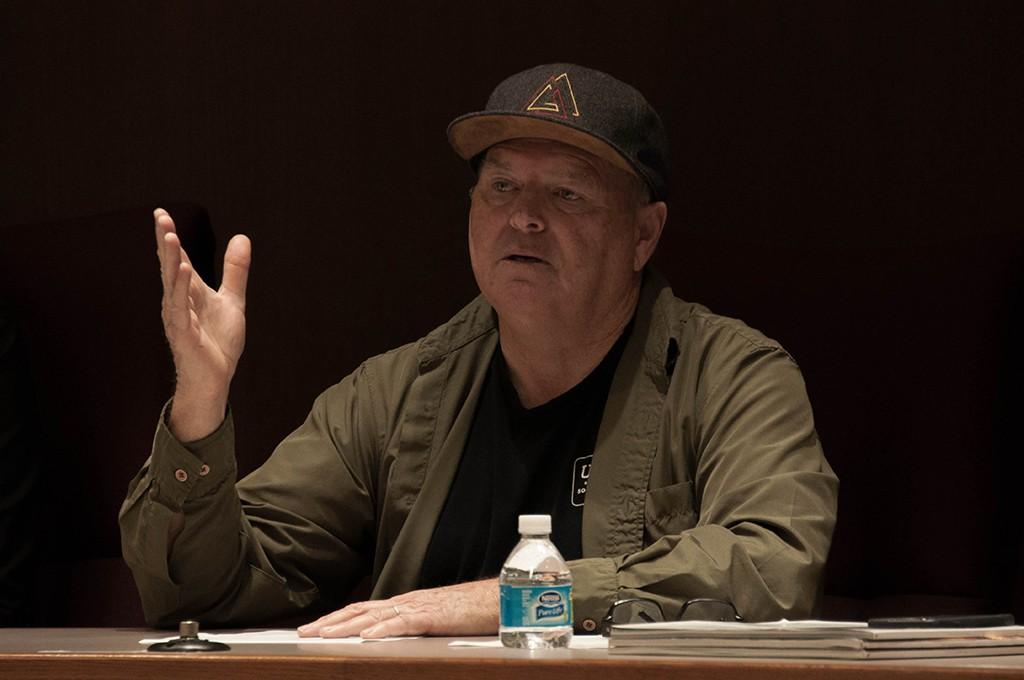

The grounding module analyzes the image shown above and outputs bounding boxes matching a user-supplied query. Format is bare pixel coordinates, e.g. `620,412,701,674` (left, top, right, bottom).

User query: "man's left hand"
297,579,499,638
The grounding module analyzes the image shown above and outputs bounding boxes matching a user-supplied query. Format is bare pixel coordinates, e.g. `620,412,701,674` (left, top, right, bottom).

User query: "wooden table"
3,628,1024,679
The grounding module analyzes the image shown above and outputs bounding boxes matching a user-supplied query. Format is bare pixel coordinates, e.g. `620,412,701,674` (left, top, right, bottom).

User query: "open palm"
155,208,251,438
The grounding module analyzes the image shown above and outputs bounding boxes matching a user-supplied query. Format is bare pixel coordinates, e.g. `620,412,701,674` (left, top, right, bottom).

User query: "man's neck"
498,286,640,409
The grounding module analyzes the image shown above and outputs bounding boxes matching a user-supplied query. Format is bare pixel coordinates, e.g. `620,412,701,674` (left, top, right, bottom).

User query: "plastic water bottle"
499,514,573,648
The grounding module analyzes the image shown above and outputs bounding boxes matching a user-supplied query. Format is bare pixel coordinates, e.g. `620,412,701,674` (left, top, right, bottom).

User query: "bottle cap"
519,514,551,534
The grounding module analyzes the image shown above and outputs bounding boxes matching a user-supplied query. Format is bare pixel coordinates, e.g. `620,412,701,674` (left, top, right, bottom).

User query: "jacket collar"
415,295,496,371
416,268,686,385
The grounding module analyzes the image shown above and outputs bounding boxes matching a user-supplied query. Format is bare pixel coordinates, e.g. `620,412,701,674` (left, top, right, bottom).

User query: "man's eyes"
485,180,584,202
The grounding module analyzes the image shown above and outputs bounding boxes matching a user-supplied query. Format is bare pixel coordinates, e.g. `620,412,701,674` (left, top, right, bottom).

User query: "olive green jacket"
120,271,838,631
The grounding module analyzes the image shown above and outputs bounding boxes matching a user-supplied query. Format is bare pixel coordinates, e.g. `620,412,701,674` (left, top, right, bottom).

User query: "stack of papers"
609,620,1024,660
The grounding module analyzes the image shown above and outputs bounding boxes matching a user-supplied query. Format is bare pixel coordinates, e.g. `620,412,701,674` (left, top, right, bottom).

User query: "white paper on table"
140,629,417,645
449,636,609,650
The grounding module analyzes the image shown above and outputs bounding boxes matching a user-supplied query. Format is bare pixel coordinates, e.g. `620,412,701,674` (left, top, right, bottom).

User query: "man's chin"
484,284,560,321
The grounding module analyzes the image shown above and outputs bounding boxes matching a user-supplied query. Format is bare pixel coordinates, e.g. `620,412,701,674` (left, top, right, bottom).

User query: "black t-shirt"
419,326,631,588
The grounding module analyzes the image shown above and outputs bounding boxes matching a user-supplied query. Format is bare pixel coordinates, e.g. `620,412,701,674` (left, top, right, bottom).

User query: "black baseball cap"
447,63,669,201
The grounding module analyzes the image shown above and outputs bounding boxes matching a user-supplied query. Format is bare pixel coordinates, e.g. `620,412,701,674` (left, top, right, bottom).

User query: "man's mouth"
505,254,545,264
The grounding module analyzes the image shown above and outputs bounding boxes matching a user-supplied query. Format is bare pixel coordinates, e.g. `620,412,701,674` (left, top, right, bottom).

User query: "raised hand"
155,208,251,442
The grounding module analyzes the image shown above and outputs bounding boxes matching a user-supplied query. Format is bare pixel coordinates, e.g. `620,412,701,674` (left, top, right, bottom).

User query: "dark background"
1,1,1022,624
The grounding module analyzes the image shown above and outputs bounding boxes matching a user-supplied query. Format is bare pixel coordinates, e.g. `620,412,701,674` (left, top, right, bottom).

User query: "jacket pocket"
644,481,697,545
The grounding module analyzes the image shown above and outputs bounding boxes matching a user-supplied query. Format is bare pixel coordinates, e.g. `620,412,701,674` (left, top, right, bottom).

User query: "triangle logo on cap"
524,72,581,119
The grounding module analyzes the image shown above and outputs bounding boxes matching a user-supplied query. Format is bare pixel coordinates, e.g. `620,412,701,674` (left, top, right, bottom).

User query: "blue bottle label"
500,584,573,627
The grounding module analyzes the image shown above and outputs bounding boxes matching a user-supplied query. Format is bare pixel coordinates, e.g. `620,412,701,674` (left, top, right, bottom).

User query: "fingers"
155,208,178,293
168,260,194,333
298,602,377,637
297,581,499,639
160,232,201,334
324,610,401,639
155,207,203,287
156,211,197,302
220,234,251,303
298,601,394,638
161,232,182,296
156,207,249,305
359,604,432,639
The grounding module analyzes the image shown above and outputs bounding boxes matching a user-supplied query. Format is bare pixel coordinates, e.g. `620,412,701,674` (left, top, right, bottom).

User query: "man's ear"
633,201,668,272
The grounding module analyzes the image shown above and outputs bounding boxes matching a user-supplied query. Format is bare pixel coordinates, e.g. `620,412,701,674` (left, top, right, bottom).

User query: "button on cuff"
174,468,188,482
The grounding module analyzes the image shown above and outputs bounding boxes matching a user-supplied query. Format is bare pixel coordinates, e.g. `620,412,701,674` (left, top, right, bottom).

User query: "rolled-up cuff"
149,400,236,510
567,556,619,634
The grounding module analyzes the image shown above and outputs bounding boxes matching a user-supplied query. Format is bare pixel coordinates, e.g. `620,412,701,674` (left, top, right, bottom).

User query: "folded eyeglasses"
600,597,742,636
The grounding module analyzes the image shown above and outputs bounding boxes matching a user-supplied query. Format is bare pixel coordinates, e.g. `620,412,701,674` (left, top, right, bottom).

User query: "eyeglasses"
600,597,743,636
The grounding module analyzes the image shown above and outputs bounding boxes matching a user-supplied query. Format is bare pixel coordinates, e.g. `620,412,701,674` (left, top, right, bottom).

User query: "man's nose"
508,189,546,233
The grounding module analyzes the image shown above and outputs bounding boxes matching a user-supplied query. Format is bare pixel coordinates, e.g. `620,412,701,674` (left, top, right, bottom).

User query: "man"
120,64,838,637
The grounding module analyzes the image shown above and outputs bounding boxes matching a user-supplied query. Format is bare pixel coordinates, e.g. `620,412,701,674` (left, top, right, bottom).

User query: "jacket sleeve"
568,333,838,627
119,362,386,628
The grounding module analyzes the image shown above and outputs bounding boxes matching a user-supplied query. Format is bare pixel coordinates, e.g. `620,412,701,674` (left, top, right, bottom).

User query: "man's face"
468,138,657,330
